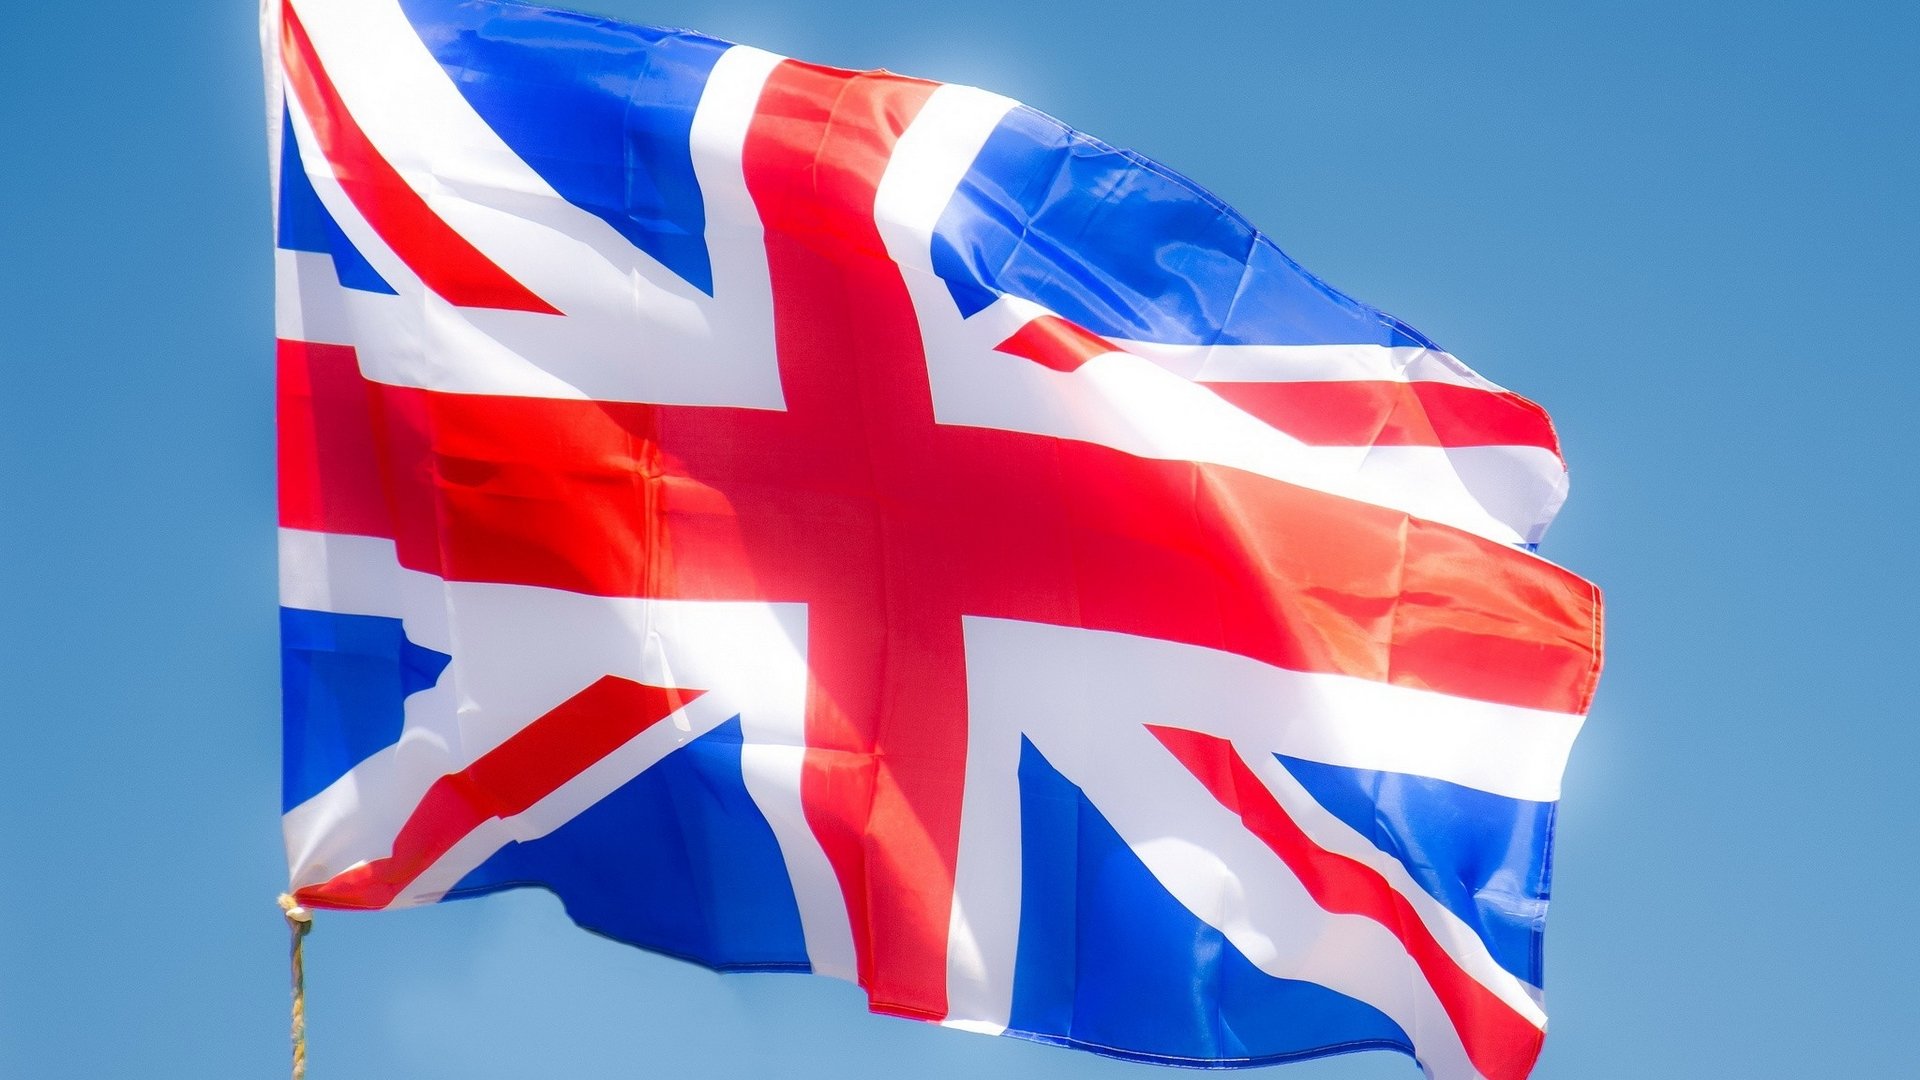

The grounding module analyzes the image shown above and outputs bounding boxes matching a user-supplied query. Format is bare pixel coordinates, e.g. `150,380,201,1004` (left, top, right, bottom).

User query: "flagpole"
277,894,313,1080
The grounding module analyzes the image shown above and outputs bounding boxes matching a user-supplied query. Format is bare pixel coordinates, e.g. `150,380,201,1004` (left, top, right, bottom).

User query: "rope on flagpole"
278,894,313,1080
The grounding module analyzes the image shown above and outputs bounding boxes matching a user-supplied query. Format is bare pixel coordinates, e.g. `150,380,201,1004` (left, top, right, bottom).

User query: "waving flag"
267,1,1604,1076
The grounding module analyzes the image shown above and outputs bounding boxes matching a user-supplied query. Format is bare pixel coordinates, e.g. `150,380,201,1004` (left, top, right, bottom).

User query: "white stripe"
299,562,809,786
968,618,1578,811
1446,442,1570,548
874,83,1018,274
278,530,444,641
737,715,861,981
1116,338,1507,391
943,626,1024,1035
261,0,284,234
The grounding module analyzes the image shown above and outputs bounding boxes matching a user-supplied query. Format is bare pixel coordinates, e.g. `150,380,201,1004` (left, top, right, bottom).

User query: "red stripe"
277,339,390,538
983,310,1560,453
1203,379,1562,453
275,345,1601,715
1148,724,1544,1080
742,61,958,1020
278,2,559,315
994,315,1118,372
298,675,702,910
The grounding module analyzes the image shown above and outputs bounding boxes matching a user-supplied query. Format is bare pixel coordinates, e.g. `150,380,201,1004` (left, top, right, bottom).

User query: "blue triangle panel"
276,112,398,295
399,0,723,295
281,606,450,812
931,104,1434,349
450,716,810,973
1278,754,1554,986
1008,738,1414,1068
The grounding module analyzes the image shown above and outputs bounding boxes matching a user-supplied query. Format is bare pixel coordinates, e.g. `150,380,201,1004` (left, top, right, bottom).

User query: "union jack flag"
268,1,1604,1076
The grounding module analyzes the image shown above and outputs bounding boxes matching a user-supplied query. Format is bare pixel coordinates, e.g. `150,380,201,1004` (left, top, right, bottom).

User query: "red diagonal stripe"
994,315,1119,372
1148,724,1544,1080
985,312,1560,454
1203,379,1562,453
279,1,559,315
297,675,704,910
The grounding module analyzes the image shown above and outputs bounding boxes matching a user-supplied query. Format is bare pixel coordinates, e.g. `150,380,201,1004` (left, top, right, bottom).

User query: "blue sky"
2,1,1915,1077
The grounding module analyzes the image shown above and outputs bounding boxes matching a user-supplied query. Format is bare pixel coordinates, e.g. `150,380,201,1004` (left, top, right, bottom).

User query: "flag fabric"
267,1,1604,1076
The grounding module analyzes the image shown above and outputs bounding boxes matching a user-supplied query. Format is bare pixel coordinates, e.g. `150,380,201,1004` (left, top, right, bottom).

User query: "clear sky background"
2,1,1915,1077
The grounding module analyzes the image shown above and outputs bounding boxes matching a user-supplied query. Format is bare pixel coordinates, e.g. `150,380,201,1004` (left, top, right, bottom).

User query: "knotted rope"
277,894,313,1080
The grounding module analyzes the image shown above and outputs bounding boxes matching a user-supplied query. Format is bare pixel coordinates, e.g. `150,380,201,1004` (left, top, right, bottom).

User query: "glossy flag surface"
266,1,1604,1075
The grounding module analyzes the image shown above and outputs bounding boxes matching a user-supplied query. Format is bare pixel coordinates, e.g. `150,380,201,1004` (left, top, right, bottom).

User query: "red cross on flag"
270,1,1604,1077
